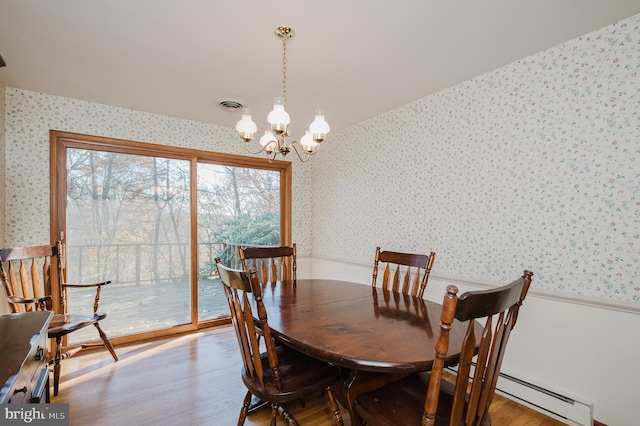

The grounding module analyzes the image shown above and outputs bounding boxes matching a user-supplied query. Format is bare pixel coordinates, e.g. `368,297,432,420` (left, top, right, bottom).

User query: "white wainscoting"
305,254,640,426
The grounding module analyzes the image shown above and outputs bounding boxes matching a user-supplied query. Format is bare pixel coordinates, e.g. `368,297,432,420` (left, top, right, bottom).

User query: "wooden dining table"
256,278,481,424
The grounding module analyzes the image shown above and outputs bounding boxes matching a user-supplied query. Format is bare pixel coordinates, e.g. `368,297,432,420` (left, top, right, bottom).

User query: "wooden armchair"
0,241,118,396
214,258,343,426
372,247,436,298
238,244,297,283
356,270,533,426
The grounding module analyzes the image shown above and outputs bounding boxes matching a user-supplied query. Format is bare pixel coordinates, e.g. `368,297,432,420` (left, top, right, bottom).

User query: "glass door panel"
65,148,191,343
197,163,280,321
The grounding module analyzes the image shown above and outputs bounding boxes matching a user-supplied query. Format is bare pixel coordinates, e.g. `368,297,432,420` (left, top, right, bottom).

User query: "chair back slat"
269,258,277,283
381,264,390,290
242,293,266,384
281,256,291,281
392,265,401,292
259,259,269,283
228,287,256,381
238,244,297,284
477,310,516,419
408,270,419,297
424,270,532,426
372,247,436,298
20,260,33,307
6,262,24,313
460,317,492,425
33,258,45,301
449,318,478,426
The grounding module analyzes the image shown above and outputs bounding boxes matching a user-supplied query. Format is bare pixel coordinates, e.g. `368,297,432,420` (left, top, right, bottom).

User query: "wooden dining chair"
214,258,343,426
355,270,533,426
238,244,297,283
0,241,118,396
372,246,436,298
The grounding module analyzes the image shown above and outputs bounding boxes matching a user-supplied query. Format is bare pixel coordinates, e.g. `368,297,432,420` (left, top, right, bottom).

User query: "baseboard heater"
445,366,593,425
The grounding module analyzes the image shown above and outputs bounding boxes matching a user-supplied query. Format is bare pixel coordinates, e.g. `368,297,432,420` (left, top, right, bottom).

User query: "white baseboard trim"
446,366,594,425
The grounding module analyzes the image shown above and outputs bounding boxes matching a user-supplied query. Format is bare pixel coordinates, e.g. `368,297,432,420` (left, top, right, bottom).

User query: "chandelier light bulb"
267,97,291,135
309,108,330,143
260,128,278,154
235,108,257,142
300,130,319,154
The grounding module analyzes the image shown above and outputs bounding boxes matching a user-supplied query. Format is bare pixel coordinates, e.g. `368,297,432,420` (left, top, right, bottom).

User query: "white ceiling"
1,0,639,139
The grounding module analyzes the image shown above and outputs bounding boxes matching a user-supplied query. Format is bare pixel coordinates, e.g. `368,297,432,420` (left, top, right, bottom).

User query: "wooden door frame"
50,130,292,345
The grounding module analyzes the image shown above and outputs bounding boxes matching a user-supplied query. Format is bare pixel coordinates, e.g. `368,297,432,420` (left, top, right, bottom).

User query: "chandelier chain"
282,35,287,108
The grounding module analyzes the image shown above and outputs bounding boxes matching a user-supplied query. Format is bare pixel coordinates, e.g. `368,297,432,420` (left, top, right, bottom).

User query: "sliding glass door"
51,131,291,345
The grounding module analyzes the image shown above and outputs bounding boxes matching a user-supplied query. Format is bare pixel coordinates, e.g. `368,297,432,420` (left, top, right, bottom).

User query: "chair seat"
48,312,107,337
242,344,341,404
355,372,492,426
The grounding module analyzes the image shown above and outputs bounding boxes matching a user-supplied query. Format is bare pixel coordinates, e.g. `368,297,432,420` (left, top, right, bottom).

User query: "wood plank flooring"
52,326,568,425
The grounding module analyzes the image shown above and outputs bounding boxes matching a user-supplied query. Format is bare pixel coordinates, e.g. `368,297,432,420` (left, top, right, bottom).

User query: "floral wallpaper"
312,14,640,302
0,82,5,246
1,91,313,253
2,14,639,303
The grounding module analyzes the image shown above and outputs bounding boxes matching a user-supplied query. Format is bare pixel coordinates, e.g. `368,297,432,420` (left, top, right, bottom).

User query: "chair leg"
325,386,344,426
93,323,118,361
276,404,299,426
52,336,62,397
238,391,252,426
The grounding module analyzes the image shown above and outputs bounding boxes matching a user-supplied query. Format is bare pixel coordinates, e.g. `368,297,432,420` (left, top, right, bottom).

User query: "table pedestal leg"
341,370,410,424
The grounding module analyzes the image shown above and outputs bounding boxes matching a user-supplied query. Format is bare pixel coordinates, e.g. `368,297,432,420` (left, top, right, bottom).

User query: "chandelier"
235,26,330,162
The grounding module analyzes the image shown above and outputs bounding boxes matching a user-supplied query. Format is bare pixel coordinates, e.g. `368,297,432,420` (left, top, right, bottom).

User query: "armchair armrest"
7,295,52,311
61,280,111,288
7,295,52,305
61,281,111,314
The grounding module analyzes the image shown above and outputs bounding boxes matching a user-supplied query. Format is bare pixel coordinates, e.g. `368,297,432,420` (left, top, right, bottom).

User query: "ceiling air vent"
218,98,244,111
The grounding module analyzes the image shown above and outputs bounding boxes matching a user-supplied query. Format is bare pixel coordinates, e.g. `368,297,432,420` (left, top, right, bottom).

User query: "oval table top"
257,278,478,373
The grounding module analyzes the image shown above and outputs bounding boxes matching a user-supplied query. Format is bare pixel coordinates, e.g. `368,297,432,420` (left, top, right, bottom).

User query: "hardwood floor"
53,326,567,425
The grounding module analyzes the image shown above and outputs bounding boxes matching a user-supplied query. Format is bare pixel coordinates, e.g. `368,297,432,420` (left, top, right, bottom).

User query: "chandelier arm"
289,141,313,163
243,140,279,156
